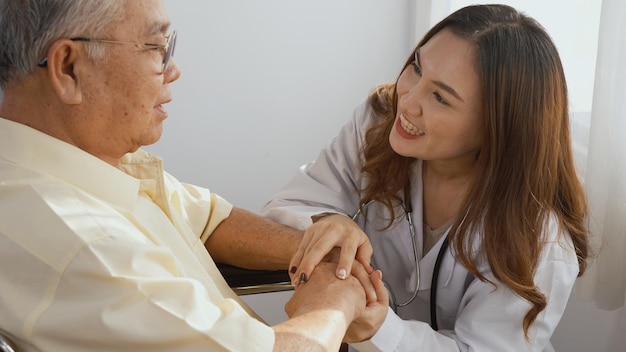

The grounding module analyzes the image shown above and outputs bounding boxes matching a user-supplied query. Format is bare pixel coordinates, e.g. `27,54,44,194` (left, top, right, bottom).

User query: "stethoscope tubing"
352,186,449,330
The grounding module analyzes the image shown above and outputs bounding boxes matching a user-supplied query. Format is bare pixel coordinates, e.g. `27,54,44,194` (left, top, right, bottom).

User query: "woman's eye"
434,92,449,106
411,61,422,76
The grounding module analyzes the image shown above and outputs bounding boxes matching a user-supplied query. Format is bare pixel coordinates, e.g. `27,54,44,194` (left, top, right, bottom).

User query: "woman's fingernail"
290,266,297,274
337,268,347,280
299,272,308,283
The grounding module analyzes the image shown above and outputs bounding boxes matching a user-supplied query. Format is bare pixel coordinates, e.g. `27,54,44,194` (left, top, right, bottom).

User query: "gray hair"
0,0,124,88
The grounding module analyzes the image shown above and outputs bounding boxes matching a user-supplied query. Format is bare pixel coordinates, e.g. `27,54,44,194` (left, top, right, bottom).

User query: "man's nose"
164,59,181,83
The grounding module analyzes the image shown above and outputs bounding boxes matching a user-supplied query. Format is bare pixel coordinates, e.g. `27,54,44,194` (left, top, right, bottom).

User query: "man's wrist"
310,212,345,223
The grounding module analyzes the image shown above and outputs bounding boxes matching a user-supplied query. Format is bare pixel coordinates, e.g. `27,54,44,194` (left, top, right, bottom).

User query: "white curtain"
574,0,626,348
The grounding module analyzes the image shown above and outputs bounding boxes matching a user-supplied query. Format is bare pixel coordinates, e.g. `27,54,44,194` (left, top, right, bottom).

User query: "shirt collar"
0,117,163,210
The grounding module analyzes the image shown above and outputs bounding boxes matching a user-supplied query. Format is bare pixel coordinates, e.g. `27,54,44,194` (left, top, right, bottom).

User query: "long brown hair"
360,4,589,338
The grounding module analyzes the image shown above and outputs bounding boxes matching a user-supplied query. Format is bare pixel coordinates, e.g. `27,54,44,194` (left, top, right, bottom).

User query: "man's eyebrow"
416,49,465,103
148,21,170,35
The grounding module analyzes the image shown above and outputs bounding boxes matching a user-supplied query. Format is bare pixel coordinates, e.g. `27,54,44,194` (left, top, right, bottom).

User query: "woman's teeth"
400,113,425,136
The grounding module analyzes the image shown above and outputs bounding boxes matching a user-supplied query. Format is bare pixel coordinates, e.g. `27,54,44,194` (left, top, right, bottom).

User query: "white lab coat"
261,100,579,351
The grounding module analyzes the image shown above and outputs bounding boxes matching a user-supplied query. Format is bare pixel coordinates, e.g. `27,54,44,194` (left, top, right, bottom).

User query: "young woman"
262,4,590,351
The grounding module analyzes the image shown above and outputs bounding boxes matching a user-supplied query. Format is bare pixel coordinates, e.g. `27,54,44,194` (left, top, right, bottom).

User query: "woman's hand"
289,214,377,302
344,269,389,343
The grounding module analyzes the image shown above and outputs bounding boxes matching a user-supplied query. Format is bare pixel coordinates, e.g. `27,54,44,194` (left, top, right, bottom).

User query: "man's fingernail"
337,268,347,280
290,266,297,274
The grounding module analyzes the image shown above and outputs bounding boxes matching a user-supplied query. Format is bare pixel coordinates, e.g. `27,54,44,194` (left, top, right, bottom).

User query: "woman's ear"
45,40,83,105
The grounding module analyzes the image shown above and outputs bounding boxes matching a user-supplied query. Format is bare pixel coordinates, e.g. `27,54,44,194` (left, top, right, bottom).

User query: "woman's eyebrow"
433,80,464,102
417,49,464,102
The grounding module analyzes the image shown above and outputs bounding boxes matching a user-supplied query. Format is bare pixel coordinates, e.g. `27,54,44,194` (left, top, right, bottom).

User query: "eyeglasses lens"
163,31,177,72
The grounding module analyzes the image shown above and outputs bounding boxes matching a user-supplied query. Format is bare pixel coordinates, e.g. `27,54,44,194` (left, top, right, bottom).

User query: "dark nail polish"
299,272,307,283
290,266,297,274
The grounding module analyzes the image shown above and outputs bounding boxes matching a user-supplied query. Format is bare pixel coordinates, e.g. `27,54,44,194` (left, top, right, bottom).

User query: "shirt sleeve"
161,171,233,243
199,192,233,243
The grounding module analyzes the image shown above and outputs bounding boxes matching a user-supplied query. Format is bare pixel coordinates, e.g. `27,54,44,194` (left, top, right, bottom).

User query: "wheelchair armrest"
216,263,293,296
0,332,17,352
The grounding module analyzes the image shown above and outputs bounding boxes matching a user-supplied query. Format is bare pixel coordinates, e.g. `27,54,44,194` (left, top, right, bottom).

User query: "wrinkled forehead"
112,0,171,37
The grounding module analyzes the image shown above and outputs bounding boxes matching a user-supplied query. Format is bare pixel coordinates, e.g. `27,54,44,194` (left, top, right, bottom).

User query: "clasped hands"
284,214,389,343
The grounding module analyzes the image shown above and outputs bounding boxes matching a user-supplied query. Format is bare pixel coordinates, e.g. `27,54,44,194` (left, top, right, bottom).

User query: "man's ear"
45,40,84,105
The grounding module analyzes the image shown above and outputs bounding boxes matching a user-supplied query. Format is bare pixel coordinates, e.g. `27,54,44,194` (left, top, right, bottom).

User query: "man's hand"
285,262,366,322
344,269,389,343
280,262,367,351
285,262,388,346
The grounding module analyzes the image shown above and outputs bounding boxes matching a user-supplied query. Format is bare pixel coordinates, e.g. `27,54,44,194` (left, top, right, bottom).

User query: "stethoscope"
351,182,449,331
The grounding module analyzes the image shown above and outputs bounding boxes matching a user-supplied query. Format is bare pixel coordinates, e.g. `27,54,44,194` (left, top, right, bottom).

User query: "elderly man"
0,1,386,351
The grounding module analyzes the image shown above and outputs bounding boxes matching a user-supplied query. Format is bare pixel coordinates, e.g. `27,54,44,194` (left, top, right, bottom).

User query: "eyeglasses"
37,30,177,73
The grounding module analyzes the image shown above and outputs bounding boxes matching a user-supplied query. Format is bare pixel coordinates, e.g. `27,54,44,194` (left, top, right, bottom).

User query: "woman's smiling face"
390,28,484,163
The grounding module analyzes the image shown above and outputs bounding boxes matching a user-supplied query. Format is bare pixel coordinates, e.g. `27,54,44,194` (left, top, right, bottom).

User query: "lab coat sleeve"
350,307,459,351
452,221,578,351
261,100,374,230
352,221,579,352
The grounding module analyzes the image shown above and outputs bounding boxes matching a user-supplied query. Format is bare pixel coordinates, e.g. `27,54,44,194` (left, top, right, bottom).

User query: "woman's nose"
398,86,423,116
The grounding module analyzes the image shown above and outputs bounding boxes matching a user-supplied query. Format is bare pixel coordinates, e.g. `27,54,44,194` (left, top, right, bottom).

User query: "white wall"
151,0,413,212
